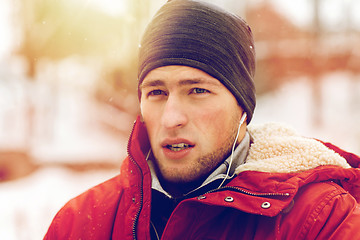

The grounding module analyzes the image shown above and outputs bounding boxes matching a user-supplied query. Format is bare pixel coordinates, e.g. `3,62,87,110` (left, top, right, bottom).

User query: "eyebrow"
140,78,221,90
140,79,165,90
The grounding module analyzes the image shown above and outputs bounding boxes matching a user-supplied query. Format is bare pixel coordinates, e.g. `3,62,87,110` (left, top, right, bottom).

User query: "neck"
159,176,207,198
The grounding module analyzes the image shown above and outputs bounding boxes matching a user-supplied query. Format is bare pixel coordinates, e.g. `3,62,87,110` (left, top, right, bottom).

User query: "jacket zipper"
127,120,144,240
203,185,291,198
129,154,143,240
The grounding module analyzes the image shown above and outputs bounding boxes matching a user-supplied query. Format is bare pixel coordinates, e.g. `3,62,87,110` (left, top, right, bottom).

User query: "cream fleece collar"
235,122,351,174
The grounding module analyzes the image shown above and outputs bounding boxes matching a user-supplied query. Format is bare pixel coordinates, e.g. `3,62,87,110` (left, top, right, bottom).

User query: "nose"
161,95,188,129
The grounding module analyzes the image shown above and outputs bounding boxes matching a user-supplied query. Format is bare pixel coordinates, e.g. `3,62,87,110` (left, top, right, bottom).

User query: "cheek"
200,104,235,124
196,96,242,142
141,103,159,138
141,101,159,122
196,107,236,141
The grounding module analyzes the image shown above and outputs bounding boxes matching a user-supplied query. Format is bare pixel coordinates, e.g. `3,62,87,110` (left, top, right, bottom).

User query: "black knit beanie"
138,0,256,123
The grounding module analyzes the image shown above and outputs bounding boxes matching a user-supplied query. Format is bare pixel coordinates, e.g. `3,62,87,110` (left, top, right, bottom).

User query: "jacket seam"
110,187,124,238
275,213,282,240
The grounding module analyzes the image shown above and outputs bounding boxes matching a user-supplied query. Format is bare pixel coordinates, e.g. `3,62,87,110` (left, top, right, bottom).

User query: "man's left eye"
191,88,209,94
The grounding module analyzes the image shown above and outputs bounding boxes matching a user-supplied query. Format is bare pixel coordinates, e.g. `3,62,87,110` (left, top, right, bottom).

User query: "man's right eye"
148,89,166,97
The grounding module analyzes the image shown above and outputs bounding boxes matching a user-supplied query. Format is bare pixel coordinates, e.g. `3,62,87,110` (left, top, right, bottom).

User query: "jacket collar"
127,116,151,182
231,122,360,205
236,122,351,174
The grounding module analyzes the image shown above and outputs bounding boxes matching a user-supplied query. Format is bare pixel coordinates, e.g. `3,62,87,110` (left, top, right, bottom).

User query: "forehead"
140,65,223,89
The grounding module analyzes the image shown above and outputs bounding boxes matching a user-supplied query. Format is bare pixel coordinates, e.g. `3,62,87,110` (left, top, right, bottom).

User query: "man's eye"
191,88,209,94
148,89,166,96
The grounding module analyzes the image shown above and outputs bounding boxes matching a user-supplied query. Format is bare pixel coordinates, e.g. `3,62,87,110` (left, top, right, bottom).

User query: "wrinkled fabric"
44,117,360,239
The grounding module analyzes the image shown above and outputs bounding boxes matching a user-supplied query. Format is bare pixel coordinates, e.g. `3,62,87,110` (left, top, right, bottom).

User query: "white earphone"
218,111,247,189
238,112,247,128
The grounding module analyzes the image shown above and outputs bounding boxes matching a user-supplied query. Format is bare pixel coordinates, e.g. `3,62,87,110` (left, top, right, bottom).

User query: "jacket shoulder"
280,181,360,239
44,174,123,239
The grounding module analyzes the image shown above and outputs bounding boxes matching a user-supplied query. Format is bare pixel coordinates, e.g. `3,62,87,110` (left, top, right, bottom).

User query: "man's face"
140,65,245,185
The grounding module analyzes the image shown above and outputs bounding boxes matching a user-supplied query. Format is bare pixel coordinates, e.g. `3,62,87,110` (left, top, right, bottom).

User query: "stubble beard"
154,122,239,187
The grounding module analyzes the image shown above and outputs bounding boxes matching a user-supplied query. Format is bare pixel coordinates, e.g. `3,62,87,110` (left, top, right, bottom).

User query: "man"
45,0,360,239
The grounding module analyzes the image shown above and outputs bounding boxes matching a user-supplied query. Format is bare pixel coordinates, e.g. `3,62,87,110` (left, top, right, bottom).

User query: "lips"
161,139,195,158
165,143,193,152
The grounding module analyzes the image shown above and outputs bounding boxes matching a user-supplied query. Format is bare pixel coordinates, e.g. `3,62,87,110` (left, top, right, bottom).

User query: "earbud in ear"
239,112,247,127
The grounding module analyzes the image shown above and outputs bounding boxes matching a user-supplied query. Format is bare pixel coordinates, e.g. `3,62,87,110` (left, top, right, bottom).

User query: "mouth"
165,143,194,152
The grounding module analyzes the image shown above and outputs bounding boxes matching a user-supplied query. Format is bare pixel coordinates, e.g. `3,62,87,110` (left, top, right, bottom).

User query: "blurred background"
1,0,359,239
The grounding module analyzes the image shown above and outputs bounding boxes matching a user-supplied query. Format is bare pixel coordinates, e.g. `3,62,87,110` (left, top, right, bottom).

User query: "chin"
163,169,206,183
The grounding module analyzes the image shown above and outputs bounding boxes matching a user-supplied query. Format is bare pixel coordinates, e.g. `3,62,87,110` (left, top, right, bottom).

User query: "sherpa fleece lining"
235,123,351,174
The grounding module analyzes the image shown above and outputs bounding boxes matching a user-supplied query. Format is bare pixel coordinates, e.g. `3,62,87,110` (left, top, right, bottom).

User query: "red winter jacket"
44,118,360,239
